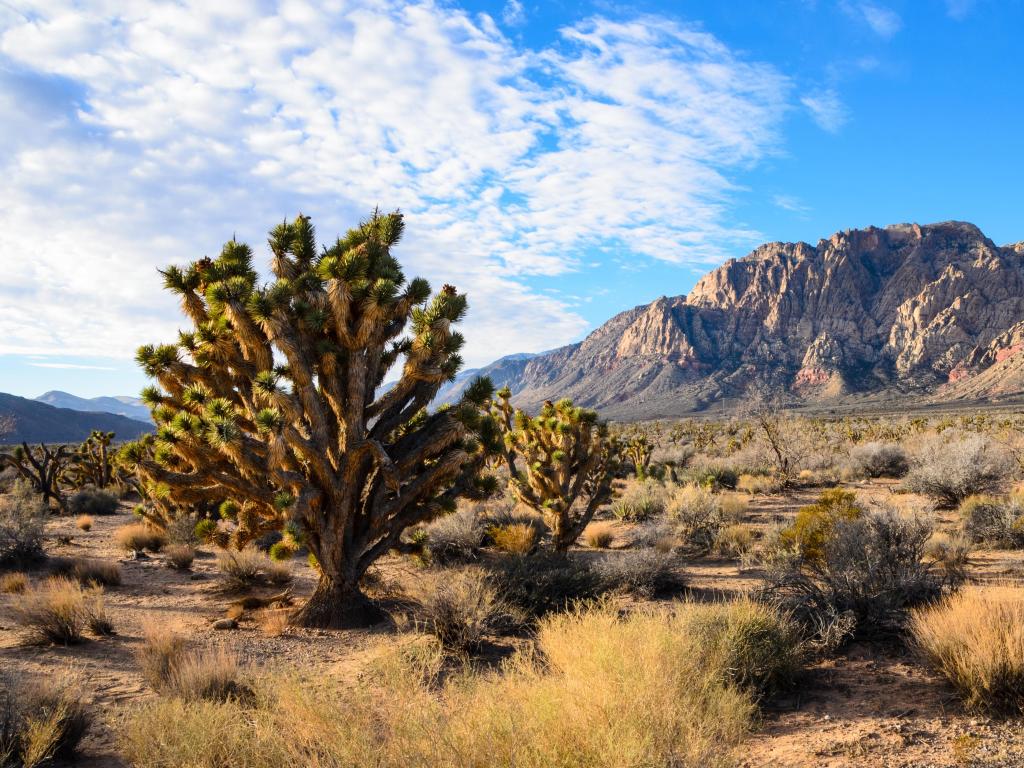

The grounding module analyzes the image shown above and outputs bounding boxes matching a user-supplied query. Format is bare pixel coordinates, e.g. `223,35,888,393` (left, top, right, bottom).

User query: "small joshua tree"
64,431,116,489
491,389,617,552
0,443,71,513
121,211,496,627
622,430,653,479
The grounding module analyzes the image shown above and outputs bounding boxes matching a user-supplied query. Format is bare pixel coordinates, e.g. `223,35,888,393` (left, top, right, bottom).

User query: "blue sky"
0,0,1021,400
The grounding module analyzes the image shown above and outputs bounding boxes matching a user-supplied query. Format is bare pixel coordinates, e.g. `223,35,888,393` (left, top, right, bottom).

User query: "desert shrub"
214,548,291,589
583,522,615,549
911,586,1024,714
216,548,272,590
959,494,1024,548
137,624,186,691
115,523,167,553
0,572,28,594
685,598,803,698
593,550,686,598
414,569,508,651
0,481,47,566
905,434,1011,507
121,603,759,768
489,523,540,555
68,487,119,516
718,493,749,523
686,463,739,490
75,515,93,532
779,489,863,566
736,473,782,495
610,481,666,522
667,484,726,555
164,514,199,546
12,577,91,645
762,506,943,639
487,552,603,618
84,586,115,636
165,544,195,570
425,507,485,564
849,441,909,479
923,532,972,583
630,519,676,551
0,676,90,766
714,524,756,558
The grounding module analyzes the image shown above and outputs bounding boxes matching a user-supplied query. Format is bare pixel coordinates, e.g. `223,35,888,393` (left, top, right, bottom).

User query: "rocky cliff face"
442,221,1024,418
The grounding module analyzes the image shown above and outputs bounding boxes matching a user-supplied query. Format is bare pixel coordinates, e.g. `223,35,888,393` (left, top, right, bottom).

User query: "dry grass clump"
76,515,93,532
714,524,756,558
736,473,781,495
0,571,28,594
0,676,91,767
136,624,248,703
487,552,603,618
489,522,540,555
905,433,1011,508
52,556,122,587
667,484,727,555
923,532,972,583
11,577,111,645
413,569,509,651
259,609,290,637
583,521,616,549
121,602,766,768
114,523,167,553
425,506,485,564
910,586,1024,714
165,544,195,570
216,548,291,590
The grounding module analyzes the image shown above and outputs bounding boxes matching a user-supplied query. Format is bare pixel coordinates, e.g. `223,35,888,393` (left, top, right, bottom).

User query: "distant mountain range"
35,390,152,423
437,221,1024,418
0,393,152,444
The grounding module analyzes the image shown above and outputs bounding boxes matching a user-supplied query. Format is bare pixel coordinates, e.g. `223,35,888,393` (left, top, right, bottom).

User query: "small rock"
212,618,238,630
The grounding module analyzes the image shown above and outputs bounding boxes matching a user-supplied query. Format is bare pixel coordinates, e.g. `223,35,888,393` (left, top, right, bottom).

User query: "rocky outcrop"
439,221,1024,418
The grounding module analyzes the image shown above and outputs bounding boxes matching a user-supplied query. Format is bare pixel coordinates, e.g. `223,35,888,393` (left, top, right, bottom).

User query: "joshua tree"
0,443,71,513
121,211,496,627
64,430,116,489
622,430,653,479
491,389,617,552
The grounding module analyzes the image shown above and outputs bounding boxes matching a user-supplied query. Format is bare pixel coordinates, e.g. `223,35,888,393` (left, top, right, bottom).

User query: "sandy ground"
2,480,1024,767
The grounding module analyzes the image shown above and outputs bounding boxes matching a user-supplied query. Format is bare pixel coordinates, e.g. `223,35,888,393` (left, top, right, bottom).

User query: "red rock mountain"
442,221,1024,418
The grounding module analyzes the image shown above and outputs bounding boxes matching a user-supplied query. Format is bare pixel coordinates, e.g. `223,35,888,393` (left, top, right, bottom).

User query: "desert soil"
3,480,1023,768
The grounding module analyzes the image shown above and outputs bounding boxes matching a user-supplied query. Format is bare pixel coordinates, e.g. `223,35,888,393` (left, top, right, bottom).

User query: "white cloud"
0,1,789,368
28,362,118,371
945,0,976,20
772,194,810,214
801,89,849,132
503,0,526,26
842,1,903,38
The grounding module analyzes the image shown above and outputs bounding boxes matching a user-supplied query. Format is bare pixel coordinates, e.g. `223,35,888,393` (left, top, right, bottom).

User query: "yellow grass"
490,522,539,555
76,515,93,532
121,602,766,768
583,521,616,548
910,585,1024,714
0,571,28,594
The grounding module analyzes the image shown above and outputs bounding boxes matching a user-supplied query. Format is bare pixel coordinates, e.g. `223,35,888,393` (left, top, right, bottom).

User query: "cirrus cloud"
0,0,790,368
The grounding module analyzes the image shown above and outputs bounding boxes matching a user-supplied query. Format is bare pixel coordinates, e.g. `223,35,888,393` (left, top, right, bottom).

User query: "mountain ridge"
0,393,153,444
438,221,1024,418
35,390,152,423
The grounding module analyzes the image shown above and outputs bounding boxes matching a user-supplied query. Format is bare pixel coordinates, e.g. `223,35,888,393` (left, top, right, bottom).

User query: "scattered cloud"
773,194,810,214
0,1,789,368
842,1,903,38
502,0,526,26
801,89,849,132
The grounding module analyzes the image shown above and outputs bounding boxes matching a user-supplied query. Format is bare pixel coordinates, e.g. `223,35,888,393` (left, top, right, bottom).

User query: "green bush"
779,489,862,566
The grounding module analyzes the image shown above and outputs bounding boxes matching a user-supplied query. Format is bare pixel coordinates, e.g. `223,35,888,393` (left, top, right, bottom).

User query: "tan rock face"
441,221,1024,417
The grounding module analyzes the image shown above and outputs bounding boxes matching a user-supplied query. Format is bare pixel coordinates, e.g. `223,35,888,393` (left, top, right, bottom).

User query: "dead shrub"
414,569,508,651
959,494,1024,548
714,524,756,559
849,442,910,479
216,548,287,590
905,434,1011,508
594,550,686,598
425,506,485,564
0,572,27,594
137,624,186,691
12,578,89,645
0,481,46,566
487,552,603,618
68,487,119,516
76,515,93,532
